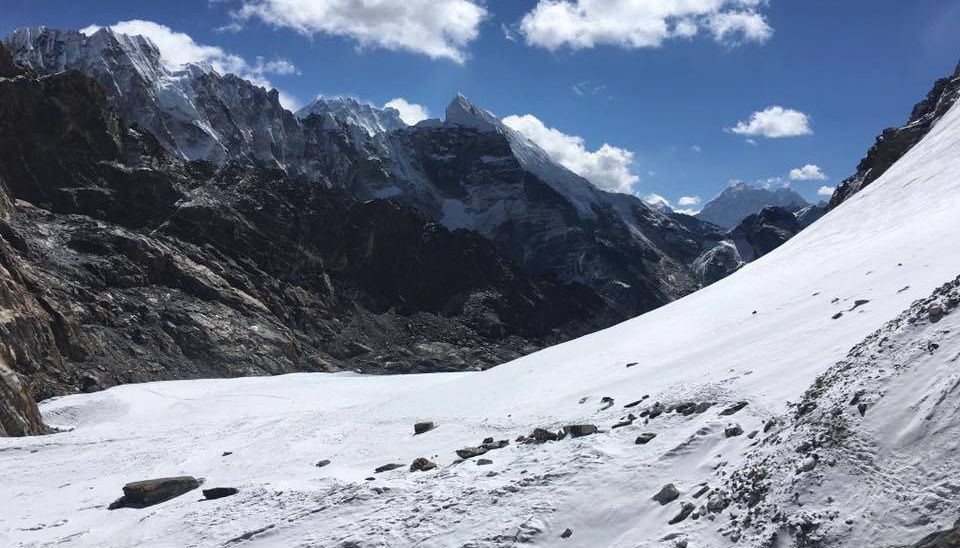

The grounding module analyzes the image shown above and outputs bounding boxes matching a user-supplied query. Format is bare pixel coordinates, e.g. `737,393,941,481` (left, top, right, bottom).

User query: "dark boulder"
669,502,695,525
374,463,405,473
653,483,680,505
410,458,437,472
203,487,238,500
719,402,749,416
531,428,560,443
414,421,435,435
635,433,657,445
109,476,202,509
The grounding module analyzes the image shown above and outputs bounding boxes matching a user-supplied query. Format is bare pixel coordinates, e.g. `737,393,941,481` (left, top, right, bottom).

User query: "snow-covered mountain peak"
6,26,166,84
697,181,809,229
295,96,406,137
444,93,502,133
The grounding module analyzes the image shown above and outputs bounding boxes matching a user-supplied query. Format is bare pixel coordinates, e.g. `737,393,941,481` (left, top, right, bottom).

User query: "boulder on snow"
719,401,749,416
724,424,744,437
928,305,945,323
410,458,437,472
560,528,573,539
531,428,560,442
315,459,331,468
108,476,202,509
635,433,657,445
202,487,238,500
374,463,405,473
707,493,728,513
456,446,488,459
414,421,436,435
563,424,598,438
653,483,680,505
669,502,696,524
477,458,493,466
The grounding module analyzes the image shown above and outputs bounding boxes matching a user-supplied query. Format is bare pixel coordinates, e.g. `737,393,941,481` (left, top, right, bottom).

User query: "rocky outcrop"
829,61,960,209
728,206,803,262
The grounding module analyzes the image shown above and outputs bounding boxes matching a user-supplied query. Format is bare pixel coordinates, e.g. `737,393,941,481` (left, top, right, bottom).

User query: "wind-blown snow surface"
3,103,960,548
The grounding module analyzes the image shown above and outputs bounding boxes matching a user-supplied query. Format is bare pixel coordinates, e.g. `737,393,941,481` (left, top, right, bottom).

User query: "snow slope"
2,89,960,548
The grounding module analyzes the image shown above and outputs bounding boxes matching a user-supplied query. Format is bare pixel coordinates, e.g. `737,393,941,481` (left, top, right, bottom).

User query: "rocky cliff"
829,61,960,209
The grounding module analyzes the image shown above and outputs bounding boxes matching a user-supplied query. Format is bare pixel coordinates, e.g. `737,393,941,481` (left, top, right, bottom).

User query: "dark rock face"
0,51,612,429
109,476,201,509
829,61,960,210
794,204,827,229
728,206,804,262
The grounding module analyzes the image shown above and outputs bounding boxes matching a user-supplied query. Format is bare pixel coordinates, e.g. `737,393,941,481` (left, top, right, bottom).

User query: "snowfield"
3,96,960,548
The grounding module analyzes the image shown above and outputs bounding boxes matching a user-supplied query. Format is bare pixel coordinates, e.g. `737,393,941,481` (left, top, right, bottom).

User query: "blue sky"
4,0,960,209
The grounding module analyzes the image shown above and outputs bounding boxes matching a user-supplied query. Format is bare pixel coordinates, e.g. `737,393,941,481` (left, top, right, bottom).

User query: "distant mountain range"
696,182,811,229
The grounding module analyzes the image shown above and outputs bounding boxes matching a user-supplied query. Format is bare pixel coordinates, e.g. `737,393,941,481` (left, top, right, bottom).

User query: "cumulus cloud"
384,98,431,125
678,195,701,206
518,0,773,51
233,0,487,63
503,114,640,194
708,10,773,45
728,106,813,138
818,186,836,197
789,164,828,181
81,20,301,109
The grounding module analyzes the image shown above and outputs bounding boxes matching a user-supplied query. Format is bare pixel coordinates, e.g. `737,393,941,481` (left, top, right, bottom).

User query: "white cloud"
745,138,757,146
81,20,301,109
384,98,431,125
674,208,701,215
818,185,836,197
690,144,703,153
503,114,640,194
728,106,813,138
789,164,828,181
572,80,608,97
678,195,701,206
708,10,773,45
234,0,487,63
519,0,773,51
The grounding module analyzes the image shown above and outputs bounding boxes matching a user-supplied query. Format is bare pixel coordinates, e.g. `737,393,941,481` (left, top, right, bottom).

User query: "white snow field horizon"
3,96,960,547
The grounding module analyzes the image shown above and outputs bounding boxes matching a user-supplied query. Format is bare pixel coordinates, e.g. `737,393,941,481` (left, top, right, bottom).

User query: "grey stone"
635,433,657,445
653,483,680,505
109,476,202,509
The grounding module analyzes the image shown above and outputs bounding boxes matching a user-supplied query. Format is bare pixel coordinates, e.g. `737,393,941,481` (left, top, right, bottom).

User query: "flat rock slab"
375,463,405,473
203,487,239,500
109,476,202,509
